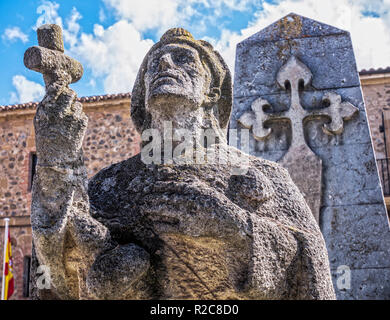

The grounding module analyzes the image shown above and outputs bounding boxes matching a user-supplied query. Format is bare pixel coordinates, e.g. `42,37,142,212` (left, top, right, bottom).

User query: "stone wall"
360,73,390,160
361,73,390,198
80,99,141,178
0,96,140,299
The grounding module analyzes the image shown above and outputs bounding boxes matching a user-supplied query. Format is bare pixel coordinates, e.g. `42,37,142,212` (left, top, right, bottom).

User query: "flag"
3,229,14,300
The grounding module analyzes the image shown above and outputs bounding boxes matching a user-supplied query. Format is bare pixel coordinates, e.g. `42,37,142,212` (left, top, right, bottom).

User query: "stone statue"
25,24,336,299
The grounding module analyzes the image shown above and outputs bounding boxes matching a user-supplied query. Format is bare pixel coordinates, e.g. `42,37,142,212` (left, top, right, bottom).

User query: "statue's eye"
174,52,196,65
174,55,187,64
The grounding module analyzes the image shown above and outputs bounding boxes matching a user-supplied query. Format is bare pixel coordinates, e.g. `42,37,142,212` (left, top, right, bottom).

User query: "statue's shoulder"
224,144,291,182
227,146,318,232
88,153,143,204
249,154,292,183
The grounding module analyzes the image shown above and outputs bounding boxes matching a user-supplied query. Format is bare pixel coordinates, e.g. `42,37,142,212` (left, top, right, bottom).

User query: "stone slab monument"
25,24,336,299
231,13,390,299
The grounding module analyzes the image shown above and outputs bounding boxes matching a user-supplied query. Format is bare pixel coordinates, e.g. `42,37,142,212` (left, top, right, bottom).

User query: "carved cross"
238,56,358,223
24,24,83,93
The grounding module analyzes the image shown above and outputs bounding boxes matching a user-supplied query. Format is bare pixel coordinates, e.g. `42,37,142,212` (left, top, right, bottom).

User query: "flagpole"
1,218,9,300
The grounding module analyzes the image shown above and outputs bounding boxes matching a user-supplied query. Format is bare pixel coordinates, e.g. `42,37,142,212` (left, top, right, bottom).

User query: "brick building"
360,68,390,206
1,69,390,299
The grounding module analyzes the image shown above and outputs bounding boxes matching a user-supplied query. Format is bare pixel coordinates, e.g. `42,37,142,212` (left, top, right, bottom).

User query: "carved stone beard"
145,74,226,153
146,91,204,130
145,94,227,154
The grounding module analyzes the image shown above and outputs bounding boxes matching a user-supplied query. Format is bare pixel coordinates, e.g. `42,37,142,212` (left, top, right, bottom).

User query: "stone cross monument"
239,56,358,222
231,13,390,299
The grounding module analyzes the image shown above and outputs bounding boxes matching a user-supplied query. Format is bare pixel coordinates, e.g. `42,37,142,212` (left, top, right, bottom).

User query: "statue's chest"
93,164,274,238
91,164,273,299
93,168,226,234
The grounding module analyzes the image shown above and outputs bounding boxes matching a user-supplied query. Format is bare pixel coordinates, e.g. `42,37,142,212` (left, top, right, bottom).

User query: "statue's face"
144,43,211,112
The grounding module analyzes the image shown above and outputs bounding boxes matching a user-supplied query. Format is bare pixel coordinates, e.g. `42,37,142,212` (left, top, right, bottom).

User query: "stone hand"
140,178,252,242
33,90,88,165
26,24,110,300
24,24,86,165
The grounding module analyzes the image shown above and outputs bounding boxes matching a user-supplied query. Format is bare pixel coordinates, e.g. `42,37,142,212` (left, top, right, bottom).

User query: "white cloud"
33,0,256,95
99,7,106,23
211,0,390,72
206,29,244,76
62,7,82,47
89,78,96,88
10,75,45,104
35,0,63,29
100,0,390,72
190,0,256,15
2,27,28,43
31,1,153,95
71,20,154,94
102,0,258,34
35,1,82,48
103,0,186,33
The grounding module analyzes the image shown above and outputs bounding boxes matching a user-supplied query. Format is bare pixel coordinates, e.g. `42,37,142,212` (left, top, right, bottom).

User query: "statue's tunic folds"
88,144,335,299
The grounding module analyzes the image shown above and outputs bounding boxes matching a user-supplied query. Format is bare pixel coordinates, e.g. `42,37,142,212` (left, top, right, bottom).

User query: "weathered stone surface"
244,13,347,43
88,145,335,299
231,13,390,299
27,25,335,299
234,34,360,98
330,268,390,300
232,87,371,151
317,143,384,207
322,204,390,269
37,24,64,52
237,56,358,222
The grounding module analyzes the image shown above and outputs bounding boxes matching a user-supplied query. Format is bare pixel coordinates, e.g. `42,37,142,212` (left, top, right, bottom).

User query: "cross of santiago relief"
238,56,358,223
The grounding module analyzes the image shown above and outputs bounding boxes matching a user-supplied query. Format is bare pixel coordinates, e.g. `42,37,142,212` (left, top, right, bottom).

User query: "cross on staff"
24,24,83,96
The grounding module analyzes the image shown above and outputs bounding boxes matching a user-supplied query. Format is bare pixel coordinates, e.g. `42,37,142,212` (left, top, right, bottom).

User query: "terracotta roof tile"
359,67,390,75
0,92,131,112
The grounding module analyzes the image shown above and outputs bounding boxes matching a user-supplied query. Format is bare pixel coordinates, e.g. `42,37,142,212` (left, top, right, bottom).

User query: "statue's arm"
246,160,336,299
30,85,108,299
248,215,336,299
31,86,150,299
26,25,150,299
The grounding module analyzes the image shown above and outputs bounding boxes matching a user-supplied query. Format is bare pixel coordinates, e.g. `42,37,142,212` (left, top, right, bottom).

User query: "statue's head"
131,28,232,134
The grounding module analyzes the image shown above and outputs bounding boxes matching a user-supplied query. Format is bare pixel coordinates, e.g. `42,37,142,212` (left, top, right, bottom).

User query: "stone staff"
25,24,149,299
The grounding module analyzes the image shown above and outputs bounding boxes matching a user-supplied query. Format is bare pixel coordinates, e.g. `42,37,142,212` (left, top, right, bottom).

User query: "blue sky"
1,0,390,106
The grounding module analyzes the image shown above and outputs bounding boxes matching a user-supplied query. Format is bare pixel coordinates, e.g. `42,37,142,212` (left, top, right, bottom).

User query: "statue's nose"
158,53,174,71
